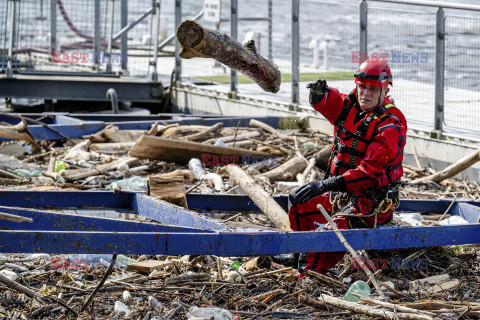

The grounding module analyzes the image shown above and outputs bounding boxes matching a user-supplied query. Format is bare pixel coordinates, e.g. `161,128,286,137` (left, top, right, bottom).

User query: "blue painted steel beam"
132,194,226,231
0,191,135,209
1,223,479,255
0,206,207,233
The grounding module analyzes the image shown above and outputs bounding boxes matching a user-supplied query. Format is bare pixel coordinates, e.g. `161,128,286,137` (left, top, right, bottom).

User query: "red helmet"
354,59,393,87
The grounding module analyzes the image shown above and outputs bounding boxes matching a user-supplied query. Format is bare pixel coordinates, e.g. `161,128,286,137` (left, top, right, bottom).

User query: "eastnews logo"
352,257,429,270
351,51,429,64
51,51,127,64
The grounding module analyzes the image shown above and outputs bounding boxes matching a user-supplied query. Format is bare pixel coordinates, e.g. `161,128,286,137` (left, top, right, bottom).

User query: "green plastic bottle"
54,160,66,173
13,169,43,177
228,257,242,271
344,280,371,302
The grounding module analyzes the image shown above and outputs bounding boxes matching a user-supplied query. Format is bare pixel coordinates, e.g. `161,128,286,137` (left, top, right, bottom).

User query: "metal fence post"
94,0,101,67
359,0,367,62
292,0,300,104
121,0,128,72
174,0,182,82
434,7,445,134
151,0,161,81
50,0,57,55
230,0,238,95
268,0,273,62
6,0,17,78
106,0,116,73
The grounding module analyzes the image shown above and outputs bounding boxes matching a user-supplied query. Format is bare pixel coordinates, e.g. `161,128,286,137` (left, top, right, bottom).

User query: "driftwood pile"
1,118,480,318
0,245,479,319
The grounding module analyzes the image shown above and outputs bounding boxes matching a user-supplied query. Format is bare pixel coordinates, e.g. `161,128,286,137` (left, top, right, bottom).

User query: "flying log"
176,20,281,93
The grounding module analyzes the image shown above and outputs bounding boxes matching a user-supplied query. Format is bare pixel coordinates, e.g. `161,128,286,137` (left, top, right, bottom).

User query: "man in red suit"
289,59,407,274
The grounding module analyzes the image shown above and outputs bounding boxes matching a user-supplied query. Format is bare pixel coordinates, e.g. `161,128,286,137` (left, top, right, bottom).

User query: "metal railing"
1,0,480,138
172,0,480,139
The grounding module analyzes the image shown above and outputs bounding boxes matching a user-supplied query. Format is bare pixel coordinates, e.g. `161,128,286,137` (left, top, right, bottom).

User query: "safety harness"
325,96,402,228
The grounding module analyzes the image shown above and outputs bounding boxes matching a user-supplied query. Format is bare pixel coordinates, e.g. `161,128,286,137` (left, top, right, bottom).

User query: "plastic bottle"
301,142,318,152
214,140,228,148
343,280,371,302
188,158,205,180
54,160,66,173
13,169,43,177
67,254,136,268
228,257,242,271
107,176,147,191
186,307,234,320
114,301,131,317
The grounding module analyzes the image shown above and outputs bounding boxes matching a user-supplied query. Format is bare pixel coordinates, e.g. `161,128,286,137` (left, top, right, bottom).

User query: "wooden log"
249,119,295,142
147,175,187,208
314,145,332,171
410,149,480,184
176,20,281,93
160,169,195,182
226,165,291,231
104,129,144,143
89,142,136,153
129,135,270,164
0,119,40,152
256,156,307,183
82,124,115,142
183,122,223,141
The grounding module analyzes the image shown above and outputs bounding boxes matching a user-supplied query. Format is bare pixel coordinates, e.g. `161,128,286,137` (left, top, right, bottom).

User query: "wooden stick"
205,130,262,144
0,168,20,179
317,204,385,300
353,293,436,317
410,149,480,184
0,272,43,302
22,147,69,162
246,267,292,279
0,211,33,223
226,165,291,231
308,294,433,320
249,119,295,142
183,122,223,141
302,157,316,183
177,20,281,93
299,268,349,290
80,253,117,312
412,145,422,169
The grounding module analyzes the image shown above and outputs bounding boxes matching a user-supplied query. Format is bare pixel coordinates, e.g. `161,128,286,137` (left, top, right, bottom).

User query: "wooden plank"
147,175,187,208
126,260,176,273
129,135,270,164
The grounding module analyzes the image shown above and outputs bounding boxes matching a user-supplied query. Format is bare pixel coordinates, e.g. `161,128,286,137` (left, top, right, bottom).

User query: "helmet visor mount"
354,71,392,87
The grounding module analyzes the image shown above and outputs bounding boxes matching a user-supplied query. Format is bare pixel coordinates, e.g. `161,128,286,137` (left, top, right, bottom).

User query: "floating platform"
0,191,479,255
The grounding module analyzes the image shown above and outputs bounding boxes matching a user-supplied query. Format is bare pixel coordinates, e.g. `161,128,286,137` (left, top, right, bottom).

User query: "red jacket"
312,88,407,198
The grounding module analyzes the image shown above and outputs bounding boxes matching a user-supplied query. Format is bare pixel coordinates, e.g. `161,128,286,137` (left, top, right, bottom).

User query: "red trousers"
288,193,393,274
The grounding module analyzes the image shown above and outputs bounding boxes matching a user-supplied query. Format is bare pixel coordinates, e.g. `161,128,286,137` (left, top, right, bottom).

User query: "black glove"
307,79,330,104
289,176,347,206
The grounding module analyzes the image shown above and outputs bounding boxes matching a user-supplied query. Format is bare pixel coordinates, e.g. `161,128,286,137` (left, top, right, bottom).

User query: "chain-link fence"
444,14,480,133
2,0,480,137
